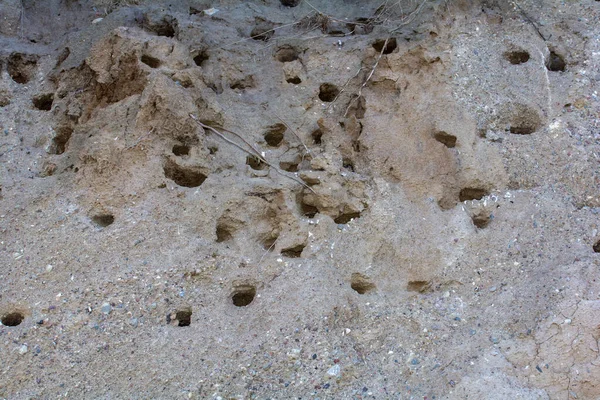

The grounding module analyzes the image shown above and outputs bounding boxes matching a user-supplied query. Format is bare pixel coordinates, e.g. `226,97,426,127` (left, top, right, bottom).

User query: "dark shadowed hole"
232,286,256,307
141,54,161,68
264,123,286,147
504,50,530,65
230,76,255,90
163,159,207,187
351,273,375,294
433,131,457,148
150,17,177,37
281,244,305,258
172,144,190,156
279,161,298,172
32,93,54,111
509,125,536,135
175,308,192,326
334,212,360,224
247,155,268,170
216,223,233,243
287,76,302,84
311,129,323,144
8,53,38,84
261,234,278,251
1,311,25,326
275,46,299,62
546,51,565,72
193,51,209,66
92,214,115,227
459,188,488,202
250,25,274,41
280,0,301,6
593,240,600,253
50,126,73,155
318,83,339,102
342,157,355,172
372,38,397,54
407,280,432,293
472,213,491,229
302,202,318,218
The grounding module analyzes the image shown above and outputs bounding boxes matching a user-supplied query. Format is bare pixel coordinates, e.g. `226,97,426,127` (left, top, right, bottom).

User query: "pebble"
327,364,341,377
19,344,28,354
101,303,111,315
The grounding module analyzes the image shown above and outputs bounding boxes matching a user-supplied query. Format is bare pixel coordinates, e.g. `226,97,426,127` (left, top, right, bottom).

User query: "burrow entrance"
232,285,257,307
1,311,25,326
351,273,376,294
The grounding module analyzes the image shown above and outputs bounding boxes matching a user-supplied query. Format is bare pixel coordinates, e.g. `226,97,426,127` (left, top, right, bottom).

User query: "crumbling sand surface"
1,0,600,398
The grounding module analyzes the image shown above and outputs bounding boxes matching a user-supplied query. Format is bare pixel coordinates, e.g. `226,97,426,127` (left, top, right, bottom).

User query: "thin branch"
271,112,311,156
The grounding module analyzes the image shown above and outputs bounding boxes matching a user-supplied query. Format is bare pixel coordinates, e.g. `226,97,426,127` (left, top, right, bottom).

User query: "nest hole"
141,54,161,68
593,239,600,253
459,188,488,202
175,308,192,327
1,311,25,326
250,25,274,41
546,51,565,72
276,46,299,62
232,285,257,307
193,51,209,66
351,273,376,294
334,212,361,224
281,244,305,258
32,93,54,111
318,83,339,102
92,214,115,227
301,202,318,218
279,161,299,172
311,129,323,145
472,213,491,229
247,155,268,170
216,223,233,243
280,0,301,7
504,50,530,65
261,234,278,251
172,144,190,156
407,280,432,293
433,131,457,148
342,157,355,172
287,76,302,84
264,124,286,147
372,38,397,54
7,53,38,84
50,126,73,155
163,159,207,188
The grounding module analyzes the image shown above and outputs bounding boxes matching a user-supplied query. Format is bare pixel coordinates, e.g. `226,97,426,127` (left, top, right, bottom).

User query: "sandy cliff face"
1,0,599,398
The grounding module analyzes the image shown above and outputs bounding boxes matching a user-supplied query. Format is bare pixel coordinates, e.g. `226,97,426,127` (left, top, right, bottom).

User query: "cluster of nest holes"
433,131,457,148
281,243,305,258
247,155,268,171
8,53,38,84
372,38,397,54
504,50,530,65
232,285,256,307
275,45,299,63
1,311,25,326
593,239,600,253
32,93,54,111
172,143,190,156
141,54,161,69
263,123,287,147
49,126,73,155
319,83,340,102
507,104,542,135
459,188,488,202
407,280,432,293
92,213,115,227
167,307,192,327
546,51,565,72
351,273,376,294
163,159,207,188
193,50,209,67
